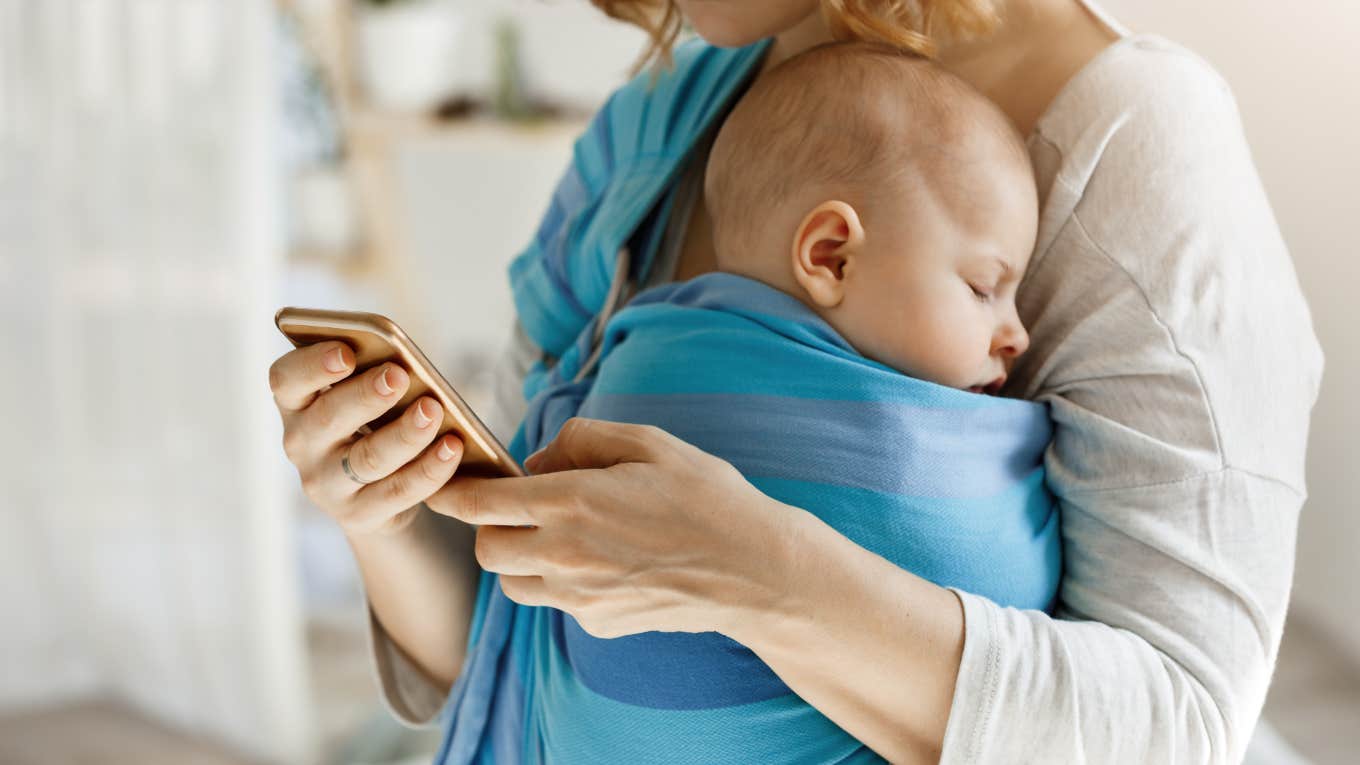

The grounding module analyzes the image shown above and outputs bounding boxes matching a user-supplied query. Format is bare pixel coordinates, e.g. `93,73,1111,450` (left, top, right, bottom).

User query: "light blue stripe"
749,474,1061,606
579,392,1049,498
593,274,1027,410
627,271,859,354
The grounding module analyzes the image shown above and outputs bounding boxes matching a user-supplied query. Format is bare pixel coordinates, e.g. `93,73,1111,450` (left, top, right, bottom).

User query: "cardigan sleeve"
939,41,1325,764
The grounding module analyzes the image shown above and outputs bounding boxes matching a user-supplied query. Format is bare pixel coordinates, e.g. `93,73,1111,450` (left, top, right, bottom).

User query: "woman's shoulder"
1036,32,1238,150
551,37,754,214
609,36,757,105
1030,32,1274,270
1016,34,1323,493
587,37,767,160
1032,33,1249,213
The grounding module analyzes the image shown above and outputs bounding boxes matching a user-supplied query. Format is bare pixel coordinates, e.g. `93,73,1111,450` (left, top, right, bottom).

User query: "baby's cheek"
872,322,942,383
832,307,906,373
917,309,987,384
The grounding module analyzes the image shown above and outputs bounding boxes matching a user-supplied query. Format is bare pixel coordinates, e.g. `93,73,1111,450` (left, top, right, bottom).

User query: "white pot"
355,0,462,113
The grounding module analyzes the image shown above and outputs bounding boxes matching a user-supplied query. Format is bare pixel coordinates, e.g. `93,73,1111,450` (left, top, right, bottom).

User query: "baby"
503,40,1057,764
705,39,1038,395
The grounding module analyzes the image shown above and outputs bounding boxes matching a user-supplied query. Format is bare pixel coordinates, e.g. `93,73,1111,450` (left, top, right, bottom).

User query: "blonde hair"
591,0,1002,75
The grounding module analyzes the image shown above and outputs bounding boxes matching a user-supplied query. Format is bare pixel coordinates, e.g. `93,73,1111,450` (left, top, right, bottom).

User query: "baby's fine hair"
705,40,1033,259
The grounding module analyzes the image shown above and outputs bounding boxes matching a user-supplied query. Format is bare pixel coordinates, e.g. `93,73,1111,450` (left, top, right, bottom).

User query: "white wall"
452,0,653,108
1095,0,1360,661
1,1,315,762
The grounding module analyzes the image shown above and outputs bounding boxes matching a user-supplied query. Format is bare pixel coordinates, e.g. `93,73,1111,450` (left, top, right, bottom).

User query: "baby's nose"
997,322,1029,357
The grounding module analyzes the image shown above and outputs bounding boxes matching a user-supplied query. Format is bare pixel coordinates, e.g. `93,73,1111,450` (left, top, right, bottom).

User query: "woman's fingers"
268,341,355,414
344,396,445,485
301,362,410,450
338,431,466,535
426,472,582,527
524,417,669,474
271,341,470,539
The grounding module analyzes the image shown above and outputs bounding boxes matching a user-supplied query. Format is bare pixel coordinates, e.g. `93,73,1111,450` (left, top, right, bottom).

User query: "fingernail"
524,449,544,471
414,399,433,428
323,347,348,373
375,366,394,396
437,437,457,461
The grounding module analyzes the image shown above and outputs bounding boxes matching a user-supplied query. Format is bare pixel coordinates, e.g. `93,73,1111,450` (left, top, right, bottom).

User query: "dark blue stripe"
595,91,616,173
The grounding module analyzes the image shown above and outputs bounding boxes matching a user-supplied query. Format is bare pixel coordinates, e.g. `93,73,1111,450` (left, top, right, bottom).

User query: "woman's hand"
268,340,466,537
425,417,804,639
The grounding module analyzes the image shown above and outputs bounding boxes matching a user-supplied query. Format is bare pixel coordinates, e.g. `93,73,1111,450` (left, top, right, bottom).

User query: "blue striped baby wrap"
434,275,1060,764
431,35,1059,765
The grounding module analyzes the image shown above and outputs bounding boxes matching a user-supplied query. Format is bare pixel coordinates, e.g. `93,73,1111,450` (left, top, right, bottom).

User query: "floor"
0,610,1355,764
0,612,441,765
0,699,256,765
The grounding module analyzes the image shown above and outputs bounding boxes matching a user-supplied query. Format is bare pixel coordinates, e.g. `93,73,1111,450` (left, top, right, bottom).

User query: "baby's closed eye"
969,283,993,302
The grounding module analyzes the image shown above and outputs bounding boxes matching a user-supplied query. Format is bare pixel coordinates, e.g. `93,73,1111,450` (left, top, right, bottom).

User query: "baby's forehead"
728,44,1024,189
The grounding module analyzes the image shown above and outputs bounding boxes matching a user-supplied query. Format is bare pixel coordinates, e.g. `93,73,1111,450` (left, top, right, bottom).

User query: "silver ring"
341,447,375,485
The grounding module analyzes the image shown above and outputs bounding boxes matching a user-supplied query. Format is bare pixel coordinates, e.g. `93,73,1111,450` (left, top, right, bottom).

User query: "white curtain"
0,1,315,762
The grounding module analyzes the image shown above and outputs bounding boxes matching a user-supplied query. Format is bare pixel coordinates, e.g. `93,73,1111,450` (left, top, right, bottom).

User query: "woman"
268,0,1324,762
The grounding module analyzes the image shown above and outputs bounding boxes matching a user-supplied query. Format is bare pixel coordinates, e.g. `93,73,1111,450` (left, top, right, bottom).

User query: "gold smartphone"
274,306,525,479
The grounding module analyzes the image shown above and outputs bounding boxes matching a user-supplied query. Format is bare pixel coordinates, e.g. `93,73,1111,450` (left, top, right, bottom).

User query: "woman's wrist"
342,500,427,545
723,502,966,763
714,498,817,643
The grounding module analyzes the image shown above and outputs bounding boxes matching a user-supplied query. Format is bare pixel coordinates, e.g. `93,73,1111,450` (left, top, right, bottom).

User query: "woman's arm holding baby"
439,404,1309,765
433,416,967,763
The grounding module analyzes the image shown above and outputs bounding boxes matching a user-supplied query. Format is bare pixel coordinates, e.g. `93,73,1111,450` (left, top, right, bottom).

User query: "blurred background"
0,0,1354,763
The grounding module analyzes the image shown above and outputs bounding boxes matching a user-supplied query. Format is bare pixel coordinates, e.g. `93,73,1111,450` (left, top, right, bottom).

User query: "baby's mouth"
969,377,1006,395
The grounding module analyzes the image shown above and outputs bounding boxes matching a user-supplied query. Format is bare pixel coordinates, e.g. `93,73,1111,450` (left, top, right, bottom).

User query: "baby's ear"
790,200,864,309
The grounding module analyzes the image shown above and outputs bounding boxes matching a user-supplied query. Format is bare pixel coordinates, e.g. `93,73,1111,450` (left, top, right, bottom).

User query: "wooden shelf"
347,109,588,145
286,246,369,278
278,0,588,345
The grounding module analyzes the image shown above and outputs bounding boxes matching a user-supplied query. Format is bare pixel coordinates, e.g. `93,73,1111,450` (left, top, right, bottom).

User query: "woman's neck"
761,0,1060,71
757,10,837,78
757,0,1112,137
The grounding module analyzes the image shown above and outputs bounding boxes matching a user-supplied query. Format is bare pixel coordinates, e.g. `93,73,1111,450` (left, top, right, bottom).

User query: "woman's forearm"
726,505,965,765
346,505,481,692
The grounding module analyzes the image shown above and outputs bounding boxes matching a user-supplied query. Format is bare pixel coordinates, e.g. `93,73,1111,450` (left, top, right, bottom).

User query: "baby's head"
705,41,1038,394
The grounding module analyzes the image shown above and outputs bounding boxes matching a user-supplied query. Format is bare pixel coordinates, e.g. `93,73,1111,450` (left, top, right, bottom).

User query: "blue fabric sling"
432,36,1060,765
